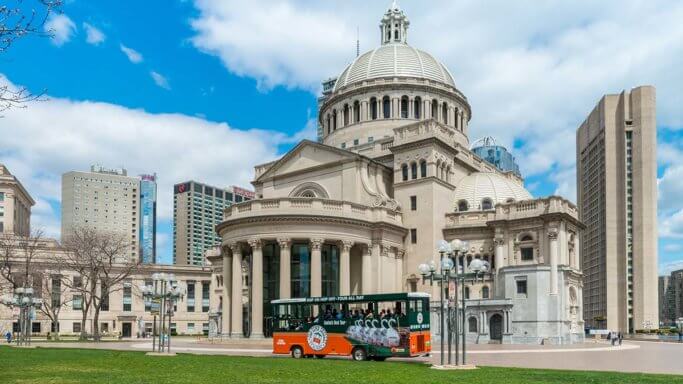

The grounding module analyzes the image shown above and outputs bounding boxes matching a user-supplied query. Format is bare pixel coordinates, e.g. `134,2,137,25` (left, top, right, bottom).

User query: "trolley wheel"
351,347,367,361
314,355,326,359
291,346,304,359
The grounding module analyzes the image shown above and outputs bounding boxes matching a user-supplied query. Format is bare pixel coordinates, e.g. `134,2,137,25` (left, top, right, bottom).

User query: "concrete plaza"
21,338,683,376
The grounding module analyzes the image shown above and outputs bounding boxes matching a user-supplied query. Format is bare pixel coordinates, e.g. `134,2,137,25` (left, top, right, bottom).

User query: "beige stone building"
61,165,141,261
0,164,34,236
576,86,658,332
208,4,585,344
0,238,214,337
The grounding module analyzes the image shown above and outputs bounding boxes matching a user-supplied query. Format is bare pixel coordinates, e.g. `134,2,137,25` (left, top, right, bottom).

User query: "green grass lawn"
1,346,681,384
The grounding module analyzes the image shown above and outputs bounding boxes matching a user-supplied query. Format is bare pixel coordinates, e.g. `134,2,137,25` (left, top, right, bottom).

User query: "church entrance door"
489,314,503,341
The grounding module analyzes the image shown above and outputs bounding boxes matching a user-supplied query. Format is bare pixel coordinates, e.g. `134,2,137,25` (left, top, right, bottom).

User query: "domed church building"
208,3,584,344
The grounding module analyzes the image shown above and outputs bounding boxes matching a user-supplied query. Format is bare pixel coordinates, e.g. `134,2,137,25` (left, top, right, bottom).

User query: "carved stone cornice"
217,215,408,235
548,228,559,240
228,242,242,254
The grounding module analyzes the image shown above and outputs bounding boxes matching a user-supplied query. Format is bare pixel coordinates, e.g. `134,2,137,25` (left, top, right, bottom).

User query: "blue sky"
0,1,682,271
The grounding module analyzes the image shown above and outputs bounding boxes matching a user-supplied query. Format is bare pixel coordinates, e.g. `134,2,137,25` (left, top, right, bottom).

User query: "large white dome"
454,172,532,211
333,43,456,92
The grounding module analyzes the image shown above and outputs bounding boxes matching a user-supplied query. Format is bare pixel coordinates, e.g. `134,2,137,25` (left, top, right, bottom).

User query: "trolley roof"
271,292,430,305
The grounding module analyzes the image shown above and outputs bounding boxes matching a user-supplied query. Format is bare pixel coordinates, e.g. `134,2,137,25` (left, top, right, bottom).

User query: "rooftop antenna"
356,26,360,57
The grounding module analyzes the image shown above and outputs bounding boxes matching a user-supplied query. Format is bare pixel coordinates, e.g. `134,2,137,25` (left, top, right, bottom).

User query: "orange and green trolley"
271,292,431,361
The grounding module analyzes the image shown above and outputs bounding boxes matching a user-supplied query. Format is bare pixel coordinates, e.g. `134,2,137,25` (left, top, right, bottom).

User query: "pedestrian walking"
618,332,623,346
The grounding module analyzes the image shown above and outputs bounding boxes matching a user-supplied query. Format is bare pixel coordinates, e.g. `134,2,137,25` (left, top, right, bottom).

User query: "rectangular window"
187,323,195,333
73,295,83,310
341,143,346,149
123,282,132,312
410,196,417,211
353,139,359,146
0,192,4,201
215,190,224,199
521,247,534,261
32,322,41,333
235,195,243,203
193,183,203,193
100,280,109,311
368,137,374,143
144,280,153,312
0,206,4,217
410,228,417,244
51,276,61,309
73,322,81,333
516,280,527,295
203,323,209,336
187,281,196,312
73,275,82,288
202,281,210,312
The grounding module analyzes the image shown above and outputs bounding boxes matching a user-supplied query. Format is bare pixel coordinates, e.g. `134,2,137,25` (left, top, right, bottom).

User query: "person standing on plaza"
618,332,623,346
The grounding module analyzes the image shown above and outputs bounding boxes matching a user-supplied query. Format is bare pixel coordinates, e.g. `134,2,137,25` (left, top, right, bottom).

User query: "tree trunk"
80,305,89,341
93,308,101,342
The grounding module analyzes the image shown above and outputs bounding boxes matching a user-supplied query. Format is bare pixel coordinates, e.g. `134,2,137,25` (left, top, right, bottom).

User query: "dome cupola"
380,1,410,45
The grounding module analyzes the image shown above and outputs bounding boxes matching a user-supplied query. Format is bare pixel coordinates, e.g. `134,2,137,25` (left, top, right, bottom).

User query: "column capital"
340,240,354,252
493,236,506,246
277,237,291,248
248,238,262,250
227,242,242,254
310,238,324,250
548,228,559,240
396,249,405,259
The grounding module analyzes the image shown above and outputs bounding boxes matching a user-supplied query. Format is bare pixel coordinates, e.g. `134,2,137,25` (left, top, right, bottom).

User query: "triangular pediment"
255,140,368,182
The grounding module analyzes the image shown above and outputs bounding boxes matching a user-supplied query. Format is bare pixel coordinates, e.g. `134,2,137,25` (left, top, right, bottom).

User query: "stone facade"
0,164,34,236
210,4,584,344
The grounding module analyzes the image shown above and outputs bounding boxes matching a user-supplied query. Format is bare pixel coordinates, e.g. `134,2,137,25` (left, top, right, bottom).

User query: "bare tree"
62,227,140,341
0,229,46,294
35,268,71,340
1,0,63,113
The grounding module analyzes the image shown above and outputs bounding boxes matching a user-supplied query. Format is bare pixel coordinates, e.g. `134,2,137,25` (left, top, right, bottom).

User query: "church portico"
213,196,406,338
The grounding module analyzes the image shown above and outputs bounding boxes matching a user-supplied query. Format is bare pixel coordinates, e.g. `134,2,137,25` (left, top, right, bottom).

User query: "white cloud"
120,44,143,63
189,0,683,178
660,260,683,275
660,209,683,239
150,71,170,90
44,14,76,46
83,23,106,45
0,74,304,241
659,165,683,213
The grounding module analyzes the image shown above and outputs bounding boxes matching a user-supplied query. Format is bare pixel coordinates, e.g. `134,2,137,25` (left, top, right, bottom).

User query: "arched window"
326,114,331,134
454,107,459,129
441,164,446,180
400,96,409,118
383,96,391,119
468,317,477,332
420,160,427,178
481,198,493,210
401,164,408,181
482,286,490,299
353,100,360,123
343,104,349,126
442,103,448,125
300,190,316,198
520,234,533,242
458,200,468,212
446,166,451,183
332,110,337,131
464,287,470,299
414,97,421,119
411,162,418,180
370,97,378,120
431,99,438,120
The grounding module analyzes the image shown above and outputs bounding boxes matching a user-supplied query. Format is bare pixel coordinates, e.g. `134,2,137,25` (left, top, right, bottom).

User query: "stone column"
494,237,505,273
310,238,323,297
249,239,263,338
549,228,559,295
361,243,372,294
278,238,291,298
221,246,232,336
230,243,243,338
396,250,405,292
340,240,353,296
573,235,581,270
372,241,382,293
408,98,414,118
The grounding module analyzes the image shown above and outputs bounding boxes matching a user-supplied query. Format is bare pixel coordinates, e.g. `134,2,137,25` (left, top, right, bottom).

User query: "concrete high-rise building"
576,86,658,332
139,174,157,264
0,164,34,236
471,136,521,177
173,181,253,266
62,165,141,261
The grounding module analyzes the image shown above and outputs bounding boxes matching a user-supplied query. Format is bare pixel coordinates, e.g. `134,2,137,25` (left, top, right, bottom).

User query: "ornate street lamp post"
1,287,43,347
418,239,489,369
140,273,184,354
